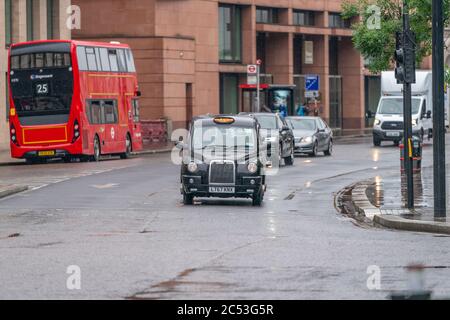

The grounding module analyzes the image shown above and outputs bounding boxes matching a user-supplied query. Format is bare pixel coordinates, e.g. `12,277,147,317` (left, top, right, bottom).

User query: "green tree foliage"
342,0,450,73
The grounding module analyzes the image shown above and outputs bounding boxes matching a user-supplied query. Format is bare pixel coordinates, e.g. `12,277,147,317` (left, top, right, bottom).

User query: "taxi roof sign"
213,117,235,124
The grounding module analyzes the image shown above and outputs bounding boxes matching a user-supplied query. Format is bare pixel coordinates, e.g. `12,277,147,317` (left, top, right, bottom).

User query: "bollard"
390,264,432,300
399,136,422,174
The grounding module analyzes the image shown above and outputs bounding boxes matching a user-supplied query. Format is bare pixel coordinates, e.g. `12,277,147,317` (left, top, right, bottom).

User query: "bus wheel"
120,134,132,159
92,136,101,162
26,158,39,165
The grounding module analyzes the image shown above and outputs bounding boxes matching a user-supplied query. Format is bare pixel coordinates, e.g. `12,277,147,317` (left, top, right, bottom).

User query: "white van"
371,71,432,146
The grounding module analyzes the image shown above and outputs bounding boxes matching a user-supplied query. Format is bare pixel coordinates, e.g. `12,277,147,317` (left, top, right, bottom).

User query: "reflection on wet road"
1,137,450,299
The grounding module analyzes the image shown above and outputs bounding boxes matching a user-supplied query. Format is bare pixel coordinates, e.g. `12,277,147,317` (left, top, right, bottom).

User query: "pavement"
2,136,450,299
347,163,450,235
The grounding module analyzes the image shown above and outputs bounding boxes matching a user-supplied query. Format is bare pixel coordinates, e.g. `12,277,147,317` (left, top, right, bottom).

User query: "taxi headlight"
303,136,313,143
374,119,381,126
247,162,258,173
187,162,198,173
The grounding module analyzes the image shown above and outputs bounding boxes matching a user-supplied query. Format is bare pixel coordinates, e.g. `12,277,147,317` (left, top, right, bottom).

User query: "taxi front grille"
209,161,235,184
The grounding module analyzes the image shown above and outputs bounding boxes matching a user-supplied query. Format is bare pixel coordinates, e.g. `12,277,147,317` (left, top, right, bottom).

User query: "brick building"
73,0,373,135
0,0,71,150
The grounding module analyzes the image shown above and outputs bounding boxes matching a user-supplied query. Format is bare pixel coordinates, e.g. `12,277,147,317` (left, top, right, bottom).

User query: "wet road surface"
1,138,450,299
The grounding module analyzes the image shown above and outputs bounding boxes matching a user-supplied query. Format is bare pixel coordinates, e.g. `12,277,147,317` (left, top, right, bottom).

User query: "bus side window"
88,100,102,124
132,99,140,123
99,48,110,71
108,50,119,72
103,100,118,124
94,47,102,71
117,49,127,72
125,49,136,72
86,47,97,71
76,46,88,71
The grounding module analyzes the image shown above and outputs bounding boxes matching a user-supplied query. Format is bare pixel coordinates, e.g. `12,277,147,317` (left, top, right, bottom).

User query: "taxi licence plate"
38,150,56,157
209,186,235,193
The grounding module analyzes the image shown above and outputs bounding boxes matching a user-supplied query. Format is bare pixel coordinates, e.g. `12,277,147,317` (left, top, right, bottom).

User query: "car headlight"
265,137,277,143
247,162,258,173
412,119,418,126
374,119,381,126
187,162,198,173
303,136,313,143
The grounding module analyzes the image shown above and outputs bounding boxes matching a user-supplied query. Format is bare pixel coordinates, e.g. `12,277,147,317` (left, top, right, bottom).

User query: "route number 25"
36,83,49,95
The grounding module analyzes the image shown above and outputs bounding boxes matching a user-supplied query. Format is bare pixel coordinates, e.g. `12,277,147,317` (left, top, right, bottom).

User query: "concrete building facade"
72,0,373,135
0,0,71,150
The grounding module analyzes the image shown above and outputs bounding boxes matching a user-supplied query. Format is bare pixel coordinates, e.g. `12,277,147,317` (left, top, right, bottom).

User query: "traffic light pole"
402,3,414,209
432,0,446,218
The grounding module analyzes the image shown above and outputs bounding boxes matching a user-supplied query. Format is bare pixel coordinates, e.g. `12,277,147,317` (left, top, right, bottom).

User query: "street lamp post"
432,0,446,218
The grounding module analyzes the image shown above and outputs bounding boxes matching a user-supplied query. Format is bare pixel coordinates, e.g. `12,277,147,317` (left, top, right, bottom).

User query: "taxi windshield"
192,125,257,151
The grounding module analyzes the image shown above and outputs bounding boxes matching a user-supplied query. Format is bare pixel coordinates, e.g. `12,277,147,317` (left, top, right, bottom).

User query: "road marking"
91,183,119,189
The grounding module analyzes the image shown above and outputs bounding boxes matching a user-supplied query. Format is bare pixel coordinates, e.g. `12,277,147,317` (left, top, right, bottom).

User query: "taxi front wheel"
252,189,264,206
183,192,194,205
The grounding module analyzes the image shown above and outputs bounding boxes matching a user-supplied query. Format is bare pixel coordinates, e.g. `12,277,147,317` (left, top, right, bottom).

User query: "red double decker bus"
8,40,143,163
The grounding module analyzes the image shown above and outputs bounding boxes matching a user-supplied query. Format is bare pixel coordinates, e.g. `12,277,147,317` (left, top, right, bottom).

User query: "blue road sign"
305,75,320,91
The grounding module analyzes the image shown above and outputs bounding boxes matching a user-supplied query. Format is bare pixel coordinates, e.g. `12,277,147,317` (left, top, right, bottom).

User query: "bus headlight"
247,162,258,173
187,162,198,173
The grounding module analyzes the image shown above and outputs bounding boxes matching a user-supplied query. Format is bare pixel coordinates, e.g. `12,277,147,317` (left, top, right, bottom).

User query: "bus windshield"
378,98,421,115
9,43,73,125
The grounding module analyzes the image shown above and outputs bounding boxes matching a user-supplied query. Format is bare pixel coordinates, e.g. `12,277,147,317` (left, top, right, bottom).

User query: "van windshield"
378,98,421,115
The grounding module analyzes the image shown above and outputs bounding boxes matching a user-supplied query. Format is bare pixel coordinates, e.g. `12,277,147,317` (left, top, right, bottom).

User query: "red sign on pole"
247,65,257,74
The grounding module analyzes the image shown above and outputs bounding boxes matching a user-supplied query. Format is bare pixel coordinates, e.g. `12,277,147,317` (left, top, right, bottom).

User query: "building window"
256,33,266,74
256,7,279,24
293,10,315,26
220,74,239,114
5,0,12,46
47,0,59,39
26,0,34,41
328,12,351,28
293,37,303,74
329,37,339,75
219,4,241,63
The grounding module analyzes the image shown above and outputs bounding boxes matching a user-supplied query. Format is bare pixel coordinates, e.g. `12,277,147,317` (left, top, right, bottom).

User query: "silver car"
285,116,333,157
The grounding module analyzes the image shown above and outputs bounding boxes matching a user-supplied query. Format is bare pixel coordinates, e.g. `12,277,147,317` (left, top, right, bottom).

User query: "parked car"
240,112,295,166
177,115,266,206
285,116,333,157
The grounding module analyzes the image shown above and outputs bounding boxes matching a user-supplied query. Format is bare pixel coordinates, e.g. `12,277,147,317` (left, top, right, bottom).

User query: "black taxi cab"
178,115,266,206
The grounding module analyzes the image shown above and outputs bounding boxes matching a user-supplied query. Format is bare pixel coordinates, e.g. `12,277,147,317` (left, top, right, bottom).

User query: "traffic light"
395,32,405,83
404,30,416,84
395,31,416,84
